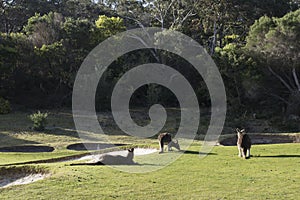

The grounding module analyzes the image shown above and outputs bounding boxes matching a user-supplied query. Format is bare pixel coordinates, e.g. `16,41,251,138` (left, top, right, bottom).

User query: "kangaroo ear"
236,128,240,132
241,129,245,132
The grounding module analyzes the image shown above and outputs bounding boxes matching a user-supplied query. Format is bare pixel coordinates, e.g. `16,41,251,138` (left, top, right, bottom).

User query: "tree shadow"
69,162,163,167
43,127,113,141
66,143,127,151
183,150,217,155
43,128,80,138
254,155,300,158
139,163,160,166
0,132,40,148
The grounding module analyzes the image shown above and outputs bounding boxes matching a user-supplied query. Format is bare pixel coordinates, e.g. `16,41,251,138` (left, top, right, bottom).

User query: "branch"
268,93,290,105
180,9,196,25
172,7,176,27
283,70,296,90
152,3,163,24
127,33,160,62
154,15,163,24
125,16,150,35
292,68,300,91
164,0,176,18
268,66,293,92
119,14,161,62
209,20,218,55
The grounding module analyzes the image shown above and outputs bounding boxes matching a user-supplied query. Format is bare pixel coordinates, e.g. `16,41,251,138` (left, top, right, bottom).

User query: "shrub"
0,97,11,114
29,111,48,131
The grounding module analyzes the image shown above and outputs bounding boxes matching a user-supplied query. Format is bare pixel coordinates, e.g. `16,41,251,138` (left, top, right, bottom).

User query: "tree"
62,17,94,49
214,44,261,114
0,0,55,33
24,12,64,47
246,9,300,116
56,0,102,20
0,32,36,104
95,15,126,35
144,0,196,30
190,0,298,55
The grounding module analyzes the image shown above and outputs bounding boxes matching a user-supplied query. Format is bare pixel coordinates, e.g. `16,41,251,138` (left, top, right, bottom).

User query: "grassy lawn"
0,111,299,199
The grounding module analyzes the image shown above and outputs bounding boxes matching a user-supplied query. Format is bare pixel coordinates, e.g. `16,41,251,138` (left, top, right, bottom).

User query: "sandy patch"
0,174,47,188
77,148,158,161
0,167,49,189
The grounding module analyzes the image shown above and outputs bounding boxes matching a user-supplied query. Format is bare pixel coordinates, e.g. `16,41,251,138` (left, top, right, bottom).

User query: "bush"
0,97,11,114
29,111,48,131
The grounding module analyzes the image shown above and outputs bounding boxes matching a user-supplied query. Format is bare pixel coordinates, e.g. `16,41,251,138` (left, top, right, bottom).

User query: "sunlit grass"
0,144,299,199
0,111,299,199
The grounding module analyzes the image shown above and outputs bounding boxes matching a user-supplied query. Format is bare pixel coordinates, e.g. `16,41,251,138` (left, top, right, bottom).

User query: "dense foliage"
29,110,48,131
0,97,11,114
0,0,299,129
246,10,300,116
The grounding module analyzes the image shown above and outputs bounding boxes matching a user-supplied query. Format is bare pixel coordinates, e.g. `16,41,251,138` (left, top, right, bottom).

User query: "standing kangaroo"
158,132,180,153
70,148,135,165
236,128,252,159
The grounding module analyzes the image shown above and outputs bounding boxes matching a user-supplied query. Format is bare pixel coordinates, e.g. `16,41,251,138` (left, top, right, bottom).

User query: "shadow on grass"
254,155,300,158
69,162,164,166
43,127,112,141
0,132,40,148
183,150,217,155
67,143,127,151
43,128,80,138
136,163,164,166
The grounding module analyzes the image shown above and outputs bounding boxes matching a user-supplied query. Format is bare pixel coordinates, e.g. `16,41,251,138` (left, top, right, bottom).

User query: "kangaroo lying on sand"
70,148,135,165
158,132,180,153
236,128,252,159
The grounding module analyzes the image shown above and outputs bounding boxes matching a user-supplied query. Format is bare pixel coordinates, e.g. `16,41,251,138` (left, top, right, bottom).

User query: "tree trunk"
210,20,217,55
286,91,300,117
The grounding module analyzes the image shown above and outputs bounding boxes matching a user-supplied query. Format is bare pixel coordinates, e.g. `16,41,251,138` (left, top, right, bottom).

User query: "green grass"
0,111,299,199
0,151,84,165
0,143,299,199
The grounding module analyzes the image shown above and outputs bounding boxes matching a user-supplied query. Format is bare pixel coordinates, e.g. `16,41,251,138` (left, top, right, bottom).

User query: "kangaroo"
70,148,135,166
236,128,252,159
158,132,180,153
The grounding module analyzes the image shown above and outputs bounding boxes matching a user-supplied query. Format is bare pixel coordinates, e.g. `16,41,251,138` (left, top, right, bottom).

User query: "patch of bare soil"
0,166,49,188
219,133,300,146
0,145,54,152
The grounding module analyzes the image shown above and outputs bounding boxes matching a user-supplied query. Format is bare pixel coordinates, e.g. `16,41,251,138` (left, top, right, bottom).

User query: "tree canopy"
245,9,300,116
0,0,299,127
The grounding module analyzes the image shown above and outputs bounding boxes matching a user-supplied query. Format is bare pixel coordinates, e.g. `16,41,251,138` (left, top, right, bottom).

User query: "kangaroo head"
236,128,245,138
171,139,180,150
